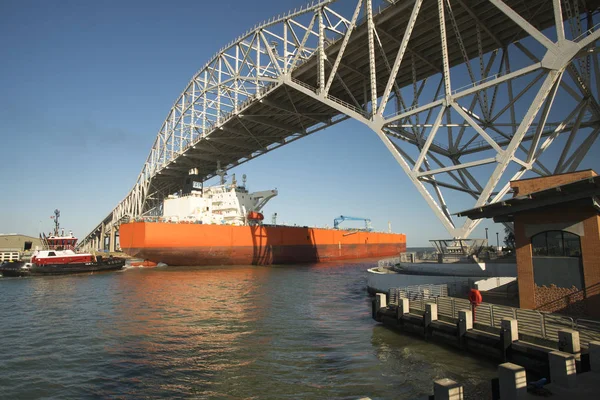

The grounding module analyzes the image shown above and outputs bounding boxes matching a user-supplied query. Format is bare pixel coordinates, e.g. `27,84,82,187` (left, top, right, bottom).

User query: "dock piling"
588,341,600,373
558,329,581,355
458,309,472,337
373,293,387,321
433,378,463,400
548,350,577,388
501,318,518,360
376,293,387,310
425,303,437,331
397,297,409,320
498,362,527,399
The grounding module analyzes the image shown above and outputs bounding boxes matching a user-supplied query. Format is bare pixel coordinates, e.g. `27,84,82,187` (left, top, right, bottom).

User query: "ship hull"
119,222,406,266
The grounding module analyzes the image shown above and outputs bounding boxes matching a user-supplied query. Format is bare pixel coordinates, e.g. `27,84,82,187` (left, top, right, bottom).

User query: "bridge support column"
100,224,106,251
109,227,116,253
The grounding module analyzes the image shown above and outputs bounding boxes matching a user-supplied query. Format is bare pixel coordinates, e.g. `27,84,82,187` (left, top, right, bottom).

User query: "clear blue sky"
1,0,599,247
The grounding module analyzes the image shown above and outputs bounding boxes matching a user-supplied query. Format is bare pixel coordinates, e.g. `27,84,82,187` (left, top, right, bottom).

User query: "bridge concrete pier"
100,224,105,251
109,227,116,253
78,217,121,253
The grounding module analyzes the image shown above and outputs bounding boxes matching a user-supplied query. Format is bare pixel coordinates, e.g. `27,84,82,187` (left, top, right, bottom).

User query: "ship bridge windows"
48,252,56,256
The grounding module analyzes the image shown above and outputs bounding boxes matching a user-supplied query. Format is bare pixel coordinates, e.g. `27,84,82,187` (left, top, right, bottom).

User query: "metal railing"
574,21,600,42
389,294,600,346
576,319,600,346
388,284,448,309
377,256,400,268
0,251,21,262
325,94,366,117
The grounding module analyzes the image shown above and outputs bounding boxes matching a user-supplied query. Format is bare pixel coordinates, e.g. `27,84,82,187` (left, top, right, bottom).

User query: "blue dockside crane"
333,215,373,231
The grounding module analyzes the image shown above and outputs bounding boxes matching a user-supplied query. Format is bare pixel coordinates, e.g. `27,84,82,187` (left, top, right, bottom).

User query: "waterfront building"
458,170,600,318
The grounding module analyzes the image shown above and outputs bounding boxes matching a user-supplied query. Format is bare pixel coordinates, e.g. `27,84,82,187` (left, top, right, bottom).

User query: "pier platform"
372,292,600,399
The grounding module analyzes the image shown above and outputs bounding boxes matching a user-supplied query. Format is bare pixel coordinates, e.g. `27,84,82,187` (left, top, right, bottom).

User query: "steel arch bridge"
80,0,600,251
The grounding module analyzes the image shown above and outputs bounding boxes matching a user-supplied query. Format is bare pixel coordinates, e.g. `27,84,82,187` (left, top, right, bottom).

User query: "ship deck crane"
333,215,372,231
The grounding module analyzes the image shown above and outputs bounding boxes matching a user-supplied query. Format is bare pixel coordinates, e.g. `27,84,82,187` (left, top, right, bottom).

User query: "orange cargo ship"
119,222,406,266
118,172,405,266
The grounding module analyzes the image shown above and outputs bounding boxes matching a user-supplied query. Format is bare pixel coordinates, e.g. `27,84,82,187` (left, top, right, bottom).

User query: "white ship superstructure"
163,173,277,226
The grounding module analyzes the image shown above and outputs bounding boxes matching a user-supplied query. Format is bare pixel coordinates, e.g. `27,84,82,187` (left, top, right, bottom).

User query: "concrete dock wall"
373,295,600,398
373,294,598,377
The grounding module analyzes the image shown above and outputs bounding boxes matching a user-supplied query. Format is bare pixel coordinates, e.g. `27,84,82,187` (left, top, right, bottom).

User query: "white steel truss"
80,0,600,249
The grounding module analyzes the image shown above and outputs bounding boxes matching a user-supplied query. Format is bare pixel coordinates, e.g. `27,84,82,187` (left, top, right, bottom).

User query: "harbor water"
0,260,497,399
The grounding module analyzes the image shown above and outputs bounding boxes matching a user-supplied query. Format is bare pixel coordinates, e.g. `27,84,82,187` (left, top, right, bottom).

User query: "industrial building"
0,234,43,262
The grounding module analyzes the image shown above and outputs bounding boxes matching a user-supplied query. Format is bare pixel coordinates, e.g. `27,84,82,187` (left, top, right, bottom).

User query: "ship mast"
216,161,227,185
53,209,60,236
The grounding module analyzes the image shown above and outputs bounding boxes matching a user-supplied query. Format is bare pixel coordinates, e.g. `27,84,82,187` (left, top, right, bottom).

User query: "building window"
531,230,581,257
563,232,582,257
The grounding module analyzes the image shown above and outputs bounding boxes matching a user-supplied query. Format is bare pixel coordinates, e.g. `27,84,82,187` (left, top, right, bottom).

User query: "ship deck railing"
42,244,77,251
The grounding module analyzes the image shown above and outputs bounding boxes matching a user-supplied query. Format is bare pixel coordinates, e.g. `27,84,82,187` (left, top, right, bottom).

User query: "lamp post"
485,227,488,241
496,232,500,248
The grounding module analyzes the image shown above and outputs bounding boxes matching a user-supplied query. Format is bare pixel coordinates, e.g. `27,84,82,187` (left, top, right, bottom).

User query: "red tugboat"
0,209,125,277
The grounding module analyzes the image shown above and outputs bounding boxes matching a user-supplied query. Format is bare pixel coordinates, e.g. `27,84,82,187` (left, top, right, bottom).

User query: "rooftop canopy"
456,175,600,223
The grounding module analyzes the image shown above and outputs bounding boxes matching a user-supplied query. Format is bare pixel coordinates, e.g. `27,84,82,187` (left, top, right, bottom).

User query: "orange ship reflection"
102,267,272,376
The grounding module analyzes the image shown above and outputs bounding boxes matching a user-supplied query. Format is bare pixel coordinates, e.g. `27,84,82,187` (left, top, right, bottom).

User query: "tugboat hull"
0,262,28,277
0,258,125,277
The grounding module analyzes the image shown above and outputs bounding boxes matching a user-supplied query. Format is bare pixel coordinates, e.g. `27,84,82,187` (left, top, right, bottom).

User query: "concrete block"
590,341,600,373
558,329,581,354
548,350,577,388
501,318,518,343
376,293,387,311
498,362,527,400
433,378,463,400
371,298,377,320
397,298,409,320
425,303,438,327
500,318,518,361
458,310,472,336
458,310,472,335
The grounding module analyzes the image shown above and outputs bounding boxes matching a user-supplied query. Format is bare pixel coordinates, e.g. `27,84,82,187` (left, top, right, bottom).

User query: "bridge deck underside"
154,0,557,195
154,87,341,193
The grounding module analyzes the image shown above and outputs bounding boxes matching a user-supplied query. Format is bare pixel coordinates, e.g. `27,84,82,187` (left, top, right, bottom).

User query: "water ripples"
0,262,496,399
